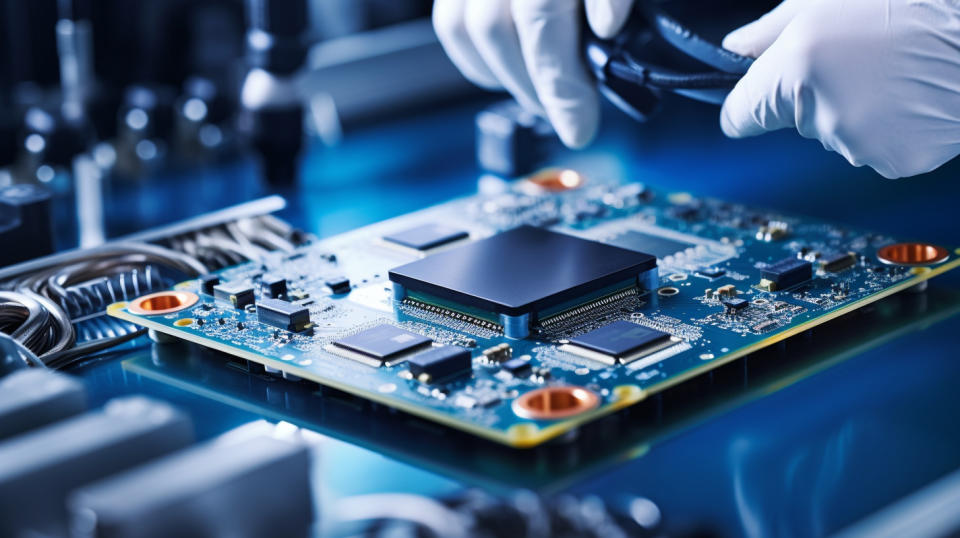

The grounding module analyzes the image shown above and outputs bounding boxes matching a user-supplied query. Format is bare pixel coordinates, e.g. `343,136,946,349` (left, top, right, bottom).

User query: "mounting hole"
668,274,687,282
513,386,599,420
877,243,949,266
657,287,679,297
128,291,199,315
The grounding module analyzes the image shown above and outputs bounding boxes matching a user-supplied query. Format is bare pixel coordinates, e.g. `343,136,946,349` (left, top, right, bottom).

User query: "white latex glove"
720,0,960,179
433,0,635,148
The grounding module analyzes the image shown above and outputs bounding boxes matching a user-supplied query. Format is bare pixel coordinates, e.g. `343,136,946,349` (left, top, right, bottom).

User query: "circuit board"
110,170,960,448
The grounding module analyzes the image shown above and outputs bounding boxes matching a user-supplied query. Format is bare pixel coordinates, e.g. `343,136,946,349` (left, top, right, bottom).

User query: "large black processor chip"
388,226,656,333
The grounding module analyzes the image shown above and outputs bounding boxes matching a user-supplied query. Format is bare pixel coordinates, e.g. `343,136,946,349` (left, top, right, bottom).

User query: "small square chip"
383,224,469,251
331,325,432,366
609,231,694,259
407,346,472,382
565,321,674,365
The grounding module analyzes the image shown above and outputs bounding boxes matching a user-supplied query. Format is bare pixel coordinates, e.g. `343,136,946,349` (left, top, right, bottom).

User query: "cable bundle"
0,214,306,370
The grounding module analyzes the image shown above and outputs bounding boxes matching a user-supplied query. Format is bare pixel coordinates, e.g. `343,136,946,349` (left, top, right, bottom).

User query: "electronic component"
820,252,857,272
256,298,310,332
199,274,220,295
715,284,737,298
475,100,554,177
563,321,675,365
213,282,255,309
756,221,789,241
330,325,432,367
407,346,472,382
501,357,532,376
390,226,656,338
722,297,749,313
696,266,725,278
325,277,350,294
481,343,512,363
383,224,469,251
261,275,287,298
759,258,813,291
608,230,693,259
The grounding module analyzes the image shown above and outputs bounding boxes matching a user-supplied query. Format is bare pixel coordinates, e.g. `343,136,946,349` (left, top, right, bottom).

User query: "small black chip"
325,276,351,294
261,275,287,298
761,257,813,290
199,274,220,295
501,357,532,376
722,297,749,313
407,346,472,381
257,298,310,332
569,321,672,360
820,251,856,272
383,224,469,251
332,324,432,361
213,282,255,309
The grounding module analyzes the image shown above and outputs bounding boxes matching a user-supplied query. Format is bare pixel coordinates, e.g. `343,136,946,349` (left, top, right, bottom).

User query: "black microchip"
501,357,532,376
722,297,749,312
325,276,350,294
389,226,656,317
199,274,220,295
262,275,287,298
407,346,472,381
332,324,432,361
608,231,694,259
257,298,310,332
762,258,813,289
213,282,255,309
821,251,856,272
383,224,469,251
569,321,671,358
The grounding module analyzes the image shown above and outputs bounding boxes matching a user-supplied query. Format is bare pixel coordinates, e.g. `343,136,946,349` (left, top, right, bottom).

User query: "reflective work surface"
72,95,960,536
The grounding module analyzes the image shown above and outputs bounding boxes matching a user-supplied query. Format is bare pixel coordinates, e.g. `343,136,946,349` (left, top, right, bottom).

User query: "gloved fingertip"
585,0,634,39
554,120,597,149
719,102,750,139
721,27,754,57
551,108,599,149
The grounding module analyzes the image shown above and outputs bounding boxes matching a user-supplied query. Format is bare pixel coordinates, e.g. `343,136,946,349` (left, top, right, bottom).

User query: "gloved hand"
720,0,960,179
433,0,636,148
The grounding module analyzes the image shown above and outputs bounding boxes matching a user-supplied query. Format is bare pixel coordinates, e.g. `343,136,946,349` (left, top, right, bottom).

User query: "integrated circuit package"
389,226,657,338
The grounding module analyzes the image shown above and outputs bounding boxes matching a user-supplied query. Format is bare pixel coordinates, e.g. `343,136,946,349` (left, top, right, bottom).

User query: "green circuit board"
110,170,960,447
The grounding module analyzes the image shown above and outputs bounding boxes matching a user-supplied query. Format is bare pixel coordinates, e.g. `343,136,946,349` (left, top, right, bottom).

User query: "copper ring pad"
128,291,199,315
513,386,600,420
877,243,949,266
525,168,585,192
